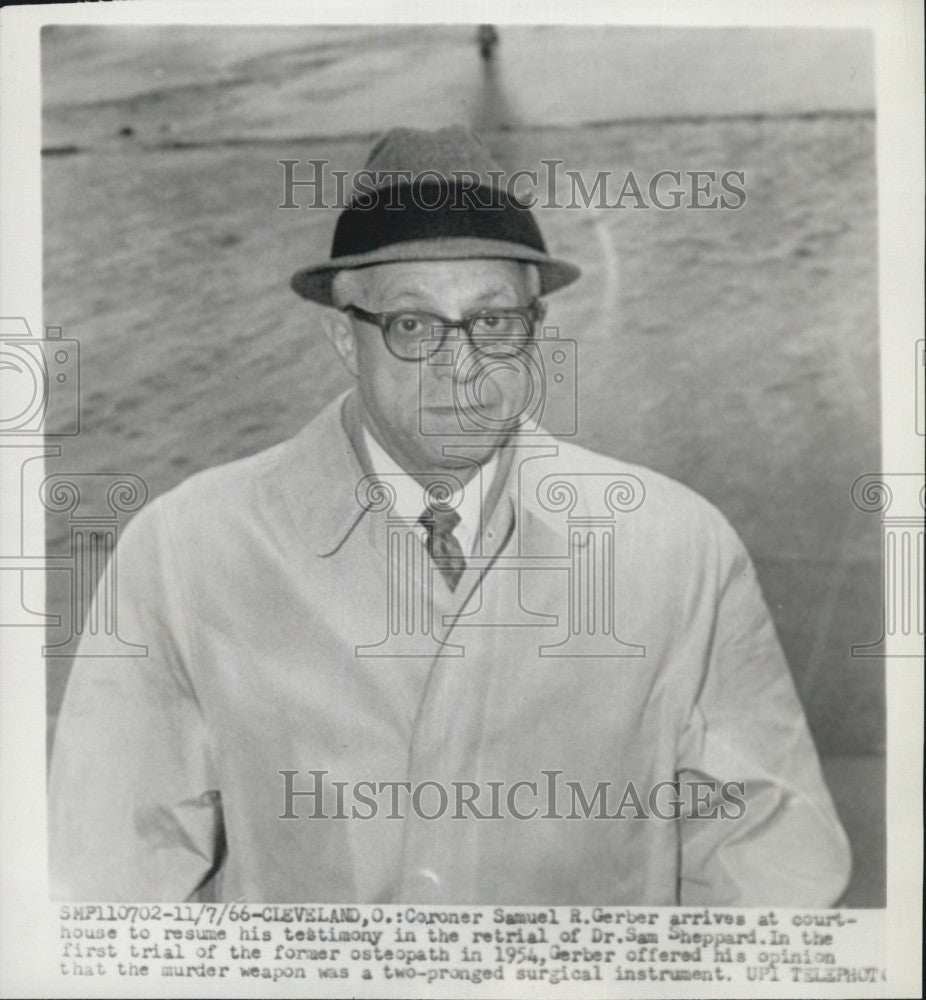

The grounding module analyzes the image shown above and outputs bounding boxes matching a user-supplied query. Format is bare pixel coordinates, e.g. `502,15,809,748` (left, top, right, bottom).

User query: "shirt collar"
362,427,498,557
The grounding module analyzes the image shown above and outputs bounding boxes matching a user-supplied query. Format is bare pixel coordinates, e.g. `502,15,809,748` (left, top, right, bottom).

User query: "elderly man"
49,126,850,905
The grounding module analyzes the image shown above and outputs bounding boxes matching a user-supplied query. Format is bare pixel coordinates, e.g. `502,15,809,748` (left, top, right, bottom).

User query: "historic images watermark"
0,316,148,656
279,160,747,211
278,770,747,821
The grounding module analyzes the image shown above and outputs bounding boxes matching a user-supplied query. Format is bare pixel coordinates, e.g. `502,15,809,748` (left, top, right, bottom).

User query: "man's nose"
427,327,480,380
450,336,503,389
453,340,483,381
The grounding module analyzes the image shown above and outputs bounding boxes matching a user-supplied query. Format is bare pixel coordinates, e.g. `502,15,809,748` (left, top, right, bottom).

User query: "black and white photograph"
0,1,922,996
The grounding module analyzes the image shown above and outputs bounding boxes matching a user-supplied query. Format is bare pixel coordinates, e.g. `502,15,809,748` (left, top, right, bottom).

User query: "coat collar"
276,390,369,557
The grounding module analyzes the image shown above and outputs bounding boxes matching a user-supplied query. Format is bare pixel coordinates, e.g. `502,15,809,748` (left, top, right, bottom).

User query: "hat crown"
358,125,503,192
289,125,582,305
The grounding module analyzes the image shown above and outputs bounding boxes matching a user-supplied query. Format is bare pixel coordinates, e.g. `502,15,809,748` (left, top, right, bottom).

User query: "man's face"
337,259,537,476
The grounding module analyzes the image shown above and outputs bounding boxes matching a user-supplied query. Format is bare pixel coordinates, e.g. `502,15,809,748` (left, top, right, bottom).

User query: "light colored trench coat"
49,390,850,904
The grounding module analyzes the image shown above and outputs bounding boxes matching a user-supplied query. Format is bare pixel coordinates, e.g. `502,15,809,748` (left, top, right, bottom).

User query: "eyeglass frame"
341,298,548,361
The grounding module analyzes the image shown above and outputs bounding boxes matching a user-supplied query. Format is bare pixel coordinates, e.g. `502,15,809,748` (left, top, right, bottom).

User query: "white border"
1,2,922,997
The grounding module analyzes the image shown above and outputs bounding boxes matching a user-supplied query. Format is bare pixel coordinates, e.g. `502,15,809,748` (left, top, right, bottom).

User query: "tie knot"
419,504,461,540
419,503,466,591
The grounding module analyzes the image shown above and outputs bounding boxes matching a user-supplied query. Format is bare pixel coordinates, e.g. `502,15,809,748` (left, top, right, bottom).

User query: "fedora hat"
290,125,581,305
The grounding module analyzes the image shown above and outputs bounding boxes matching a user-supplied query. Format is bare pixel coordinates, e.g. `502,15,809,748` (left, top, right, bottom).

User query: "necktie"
419,505,466,591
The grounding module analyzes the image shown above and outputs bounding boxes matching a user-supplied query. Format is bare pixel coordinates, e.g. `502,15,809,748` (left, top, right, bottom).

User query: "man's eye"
393,315,427,336
473,314,520,336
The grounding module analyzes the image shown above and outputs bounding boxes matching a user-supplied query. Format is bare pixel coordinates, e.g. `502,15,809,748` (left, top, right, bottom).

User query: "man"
49,126,850,905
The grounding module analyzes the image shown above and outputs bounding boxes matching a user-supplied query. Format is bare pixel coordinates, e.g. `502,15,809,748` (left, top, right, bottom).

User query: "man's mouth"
425,403,490,413
423,402,510,422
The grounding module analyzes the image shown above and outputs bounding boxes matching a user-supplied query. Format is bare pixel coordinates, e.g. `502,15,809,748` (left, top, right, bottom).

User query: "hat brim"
290,237,581,306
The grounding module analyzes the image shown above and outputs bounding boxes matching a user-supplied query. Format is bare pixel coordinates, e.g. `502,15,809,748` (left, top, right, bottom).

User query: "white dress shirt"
362,427,497,557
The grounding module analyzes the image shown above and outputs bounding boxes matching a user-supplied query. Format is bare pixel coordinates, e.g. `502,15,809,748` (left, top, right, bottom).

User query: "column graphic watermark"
850,473,924,657
41,473,149,657
354,473,465,658
356,464,647,658
535,473,646,657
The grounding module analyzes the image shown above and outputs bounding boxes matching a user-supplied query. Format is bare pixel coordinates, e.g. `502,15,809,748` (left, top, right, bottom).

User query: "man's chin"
419,431,510,470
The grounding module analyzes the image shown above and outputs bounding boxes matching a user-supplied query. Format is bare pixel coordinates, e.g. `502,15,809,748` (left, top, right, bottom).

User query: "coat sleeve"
675,517,852,906
48,499,223,901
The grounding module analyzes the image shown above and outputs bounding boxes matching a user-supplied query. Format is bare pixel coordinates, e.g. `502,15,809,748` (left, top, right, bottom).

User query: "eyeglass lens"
386,311,531,357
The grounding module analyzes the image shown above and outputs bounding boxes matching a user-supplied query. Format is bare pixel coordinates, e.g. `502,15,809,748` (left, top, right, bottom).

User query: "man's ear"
320,308,360,377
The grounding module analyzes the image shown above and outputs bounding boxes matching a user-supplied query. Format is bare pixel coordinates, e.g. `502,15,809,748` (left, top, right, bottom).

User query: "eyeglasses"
342,299,547,361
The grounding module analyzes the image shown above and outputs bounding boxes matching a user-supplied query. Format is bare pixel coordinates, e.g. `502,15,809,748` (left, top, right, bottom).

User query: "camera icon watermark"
418,324,578,438
0,316,80,436
916,339,924,436
0,316,148,655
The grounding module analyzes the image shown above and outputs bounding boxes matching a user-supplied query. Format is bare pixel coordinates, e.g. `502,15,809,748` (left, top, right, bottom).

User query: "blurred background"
40,24,882,903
